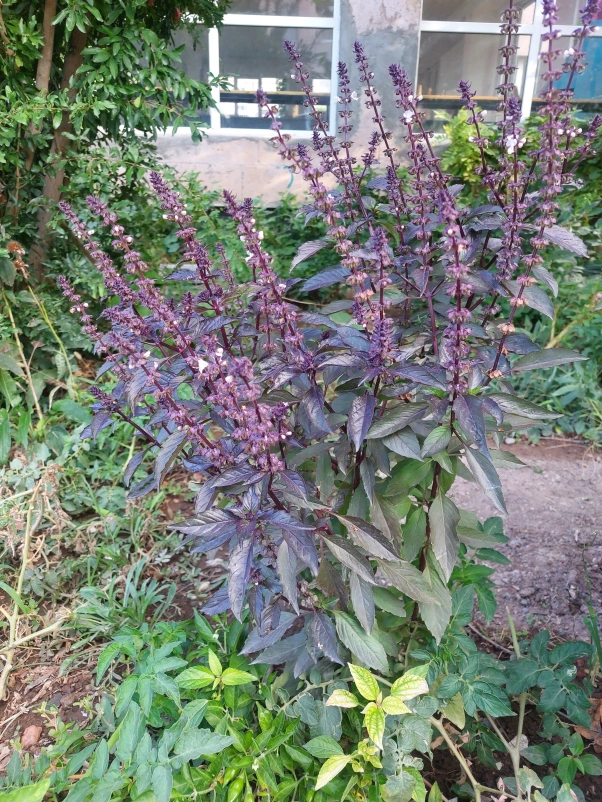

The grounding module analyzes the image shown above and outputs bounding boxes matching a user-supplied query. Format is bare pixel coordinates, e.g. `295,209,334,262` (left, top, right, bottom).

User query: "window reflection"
422,0,535,24
228,0,334,16
219,26,332,129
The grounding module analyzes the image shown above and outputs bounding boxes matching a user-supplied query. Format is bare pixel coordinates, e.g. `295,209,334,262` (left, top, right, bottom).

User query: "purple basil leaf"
310,612,342,665
301,266,350,292
297,385,332,439
270,510,318,575
323,535,376,585
153,428,188,489
453,395,489,457
123,450,145,487
347,393,377,452
127,473,157,500
201,586,231,616
291,238,329,270
251,631,308,665
241,611,299,654
228,537,254,621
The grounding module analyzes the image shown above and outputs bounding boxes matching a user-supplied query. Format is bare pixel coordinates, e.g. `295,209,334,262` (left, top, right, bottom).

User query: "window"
418,0,602,126
178,1,339,136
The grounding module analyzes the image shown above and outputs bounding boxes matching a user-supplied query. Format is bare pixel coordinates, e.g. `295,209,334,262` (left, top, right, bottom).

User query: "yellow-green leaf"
364,702,386,750
221,668,256,686
390,673,429,701
207,650,223,677
348,663,379,701
315,755,353,790
176,666,214,689
441,692,465,729
326,689,359,708
381,695,411,716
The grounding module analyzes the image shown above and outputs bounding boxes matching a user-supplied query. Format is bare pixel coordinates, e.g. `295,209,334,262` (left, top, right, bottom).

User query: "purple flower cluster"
59,6,600,663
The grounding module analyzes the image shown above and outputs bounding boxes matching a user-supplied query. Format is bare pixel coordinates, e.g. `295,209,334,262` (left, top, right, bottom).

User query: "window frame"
204,3,341,137
419,0,602,118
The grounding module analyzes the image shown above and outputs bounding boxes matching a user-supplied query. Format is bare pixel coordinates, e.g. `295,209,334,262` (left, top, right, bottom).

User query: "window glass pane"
422,0,534,24
229,0,334,16
171,28,211,125
219,26,332,129
556,1,584,26
418,31,528,100
535,35,602,105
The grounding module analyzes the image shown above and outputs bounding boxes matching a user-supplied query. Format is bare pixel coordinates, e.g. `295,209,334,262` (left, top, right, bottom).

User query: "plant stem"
27,285,76,392
2,290,45,422
0,482,41,699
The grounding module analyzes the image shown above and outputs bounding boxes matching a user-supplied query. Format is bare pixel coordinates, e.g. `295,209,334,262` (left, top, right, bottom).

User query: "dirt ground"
452,440,602,641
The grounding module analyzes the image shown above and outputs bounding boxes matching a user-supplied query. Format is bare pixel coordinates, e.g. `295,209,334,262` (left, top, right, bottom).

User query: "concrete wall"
155,0,423,204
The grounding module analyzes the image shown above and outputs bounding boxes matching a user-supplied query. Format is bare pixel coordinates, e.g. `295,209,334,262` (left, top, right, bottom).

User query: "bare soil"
452,440,602,640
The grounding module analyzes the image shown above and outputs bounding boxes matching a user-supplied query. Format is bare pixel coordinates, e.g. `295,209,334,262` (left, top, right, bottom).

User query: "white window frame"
203,2,341,138
419,0,602,118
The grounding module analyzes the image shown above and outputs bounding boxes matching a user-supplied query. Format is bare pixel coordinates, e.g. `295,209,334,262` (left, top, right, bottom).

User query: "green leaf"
512,348,587,372
367,403,427,439
173,729,235,760
326,689,360,708
382,429,422,461
335,514,399,560
176,666,214,689
475,584,497,624
364,702,386,749
315,754,352,790
556,784,578,802
487,393,560,420
463,447,507,514
390,673,429,701
0,410,10,465
377,559,440,605
0,779,50,802
96,642,122,683
348,664,380,700
207,650,223,676
221,668,256,686
421,426,451,458
580,754,602,776
428,492,460,581
152,764,173,802
441,693,465,729
304,736,344,759
334,613,389,673
0,353,24,376
428,782,444,802
53,399,92,424
521,745,548,766
381,695,411,715
506,658,540,694
373,587,407,617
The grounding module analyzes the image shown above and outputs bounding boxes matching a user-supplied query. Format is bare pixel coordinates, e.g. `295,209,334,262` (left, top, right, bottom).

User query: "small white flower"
216,347,224,356
257,231,264,240
197,358,209,373
564,47,575,56
350,91,359,100
403,110,413,122
144,350,151,357
225,375,234,384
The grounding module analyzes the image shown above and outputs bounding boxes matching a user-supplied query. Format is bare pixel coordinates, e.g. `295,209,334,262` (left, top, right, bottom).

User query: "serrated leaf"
315,754,352,790
381,695,411,715
304,735,344,758
441,693,465,729
378,560,440,604
335,613,388,672
367,403,427,439
348,663,380,700
382,429,422,461
0,353,24,376
277,540,299,613
207,649,223,676
512,348,587,372
335,514,399,560
421,426,451,458
291,239,329,270
326,689,359,708
228,537,254,621
542,224,588,256
176,666,215,690
348,394,377,452
463,447,507,514
221,667,256,686
311,611,343,664
350,572,375,635
391,673,429,700
364,702,386,749
428,492,460,581
154,428,187,489
323,534,376,585
96,642,122,683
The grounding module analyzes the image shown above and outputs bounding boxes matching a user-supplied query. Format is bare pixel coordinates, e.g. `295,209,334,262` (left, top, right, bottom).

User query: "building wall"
155,0,423,204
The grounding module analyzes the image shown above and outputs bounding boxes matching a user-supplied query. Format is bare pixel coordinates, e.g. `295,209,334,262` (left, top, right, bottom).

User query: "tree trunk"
24,0,58,172
29,25,87,281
